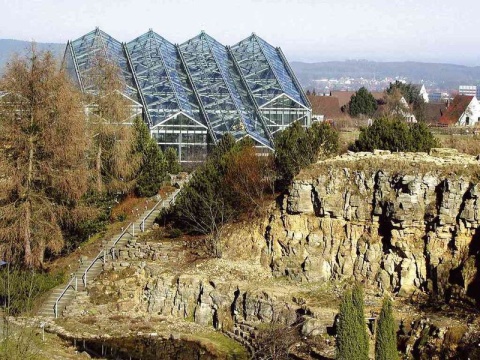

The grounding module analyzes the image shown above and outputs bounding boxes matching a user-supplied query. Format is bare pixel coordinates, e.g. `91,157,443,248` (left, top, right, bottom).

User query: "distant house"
429,92,450,103
424,102,447,125
373,95,417,123
307,94,343,121
412,84,429,103
438,95,480,126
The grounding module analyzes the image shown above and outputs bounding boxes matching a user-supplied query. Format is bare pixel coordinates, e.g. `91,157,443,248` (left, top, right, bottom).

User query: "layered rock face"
267,149,480,302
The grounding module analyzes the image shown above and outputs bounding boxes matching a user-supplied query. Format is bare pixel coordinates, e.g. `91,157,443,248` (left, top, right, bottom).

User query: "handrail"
140,198,164,232
54,275,77,318
51,184,188,317
82,222,132,287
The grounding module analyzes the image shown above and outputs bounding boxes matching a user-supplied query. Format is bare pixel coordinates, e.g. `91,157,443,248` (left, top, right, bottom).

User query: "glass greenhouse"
65,28,311,163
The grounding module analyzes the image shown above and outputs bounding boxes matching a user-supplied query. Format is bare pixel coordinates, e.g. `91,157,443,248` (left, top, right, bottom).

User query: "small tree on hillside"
133,117,166,197
348,87,378,117
224,141,275,214
336,284,369,360
165,147,181,175
173,135,237,257
304,121,339,163
375,297,399,360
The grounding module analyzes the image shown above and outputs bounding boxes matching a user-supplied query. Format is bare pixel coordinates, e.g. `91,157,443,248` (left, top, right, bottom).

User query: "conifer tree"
86,56,140,194
375,297,399,360
348,87,378,117
336,284,369,360
0,47,91,267
133,117,166,197
165,147,181,175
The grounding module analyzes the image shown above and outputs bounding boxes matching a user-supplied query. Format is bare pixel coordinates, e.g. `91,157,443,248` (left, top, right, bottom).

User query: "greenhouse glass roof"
65,28,310,149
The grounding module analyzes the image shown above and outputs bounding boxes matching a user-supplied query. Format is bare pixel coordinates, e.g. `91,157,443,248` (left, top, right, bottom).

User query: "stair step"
37,188,188,318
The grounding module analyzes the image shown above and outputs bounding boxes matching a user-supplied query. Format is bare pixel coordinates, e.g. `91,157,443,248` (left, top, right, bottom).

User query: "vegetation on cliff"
275,121,338,189
173,135,274,256
349,116,438,153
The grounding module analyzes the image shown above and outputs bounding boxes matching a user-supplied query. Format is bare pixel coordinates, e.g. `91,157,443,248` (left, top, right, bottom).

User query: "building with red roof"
307,95,344,121
438,95,480,126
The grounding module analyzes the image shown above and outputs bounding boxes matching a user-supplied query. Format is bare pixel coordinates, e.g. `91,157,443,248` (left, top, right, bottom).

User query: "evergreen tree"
348,87,378,117
274,121,308,188
133,118,166,197
275,121,338,190
375,297,399,360
336,284,369,360
165,147,181,174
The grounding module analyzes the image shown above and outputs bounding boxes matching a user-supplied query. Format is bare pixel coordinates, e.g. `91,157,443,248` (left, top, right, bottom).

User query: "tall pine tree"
375,297,399,360
336,284,369,360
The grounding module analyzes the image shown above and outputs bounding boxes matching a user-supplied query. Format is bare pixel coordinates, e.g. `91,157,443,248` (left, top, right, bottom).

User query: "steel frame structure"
65,29,311,162
230,34,311,134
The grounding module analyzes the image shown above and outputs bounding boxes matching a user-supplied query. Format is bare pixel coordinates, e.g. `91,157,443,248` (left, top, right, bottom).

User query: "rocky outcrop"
263,149,480,303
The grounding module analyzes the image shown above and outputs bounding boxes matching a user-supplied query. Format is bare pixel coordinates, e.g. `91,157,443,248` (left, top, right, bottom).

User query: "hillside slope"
0,39,65,71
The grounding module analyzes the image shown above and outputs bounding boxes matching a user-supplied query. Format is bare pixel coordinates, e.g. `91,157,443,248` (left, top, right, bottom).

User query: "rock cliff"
262,149,480,303
54,149,480,359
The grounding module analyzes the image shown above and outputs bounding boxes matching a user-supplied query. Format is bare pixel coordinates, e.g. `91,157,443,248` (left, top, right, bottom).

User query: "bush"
349,116,439,152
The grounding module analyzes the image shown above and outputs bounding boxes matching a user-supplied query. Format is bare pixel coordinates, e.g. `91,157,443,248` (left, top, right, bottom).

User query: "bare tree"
0,46,91,268
254,323,300,360
177,184,233,257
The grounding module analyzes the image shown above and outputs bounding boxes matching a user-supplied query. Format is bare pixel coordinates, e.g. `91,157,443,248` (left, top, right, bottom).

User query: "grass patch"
191,331,249,359
294,282,341,309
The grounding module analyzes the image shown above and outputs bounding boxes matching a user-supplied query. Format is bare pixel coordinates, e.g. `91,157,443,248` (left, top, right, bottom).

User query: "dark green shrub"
349,116,438,152
348,87,378,117
275,121,338,189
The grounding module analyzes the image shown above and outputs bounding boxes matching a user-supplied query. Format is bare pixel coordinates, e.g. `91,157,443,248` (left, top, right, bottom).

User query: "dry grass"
300,154,480,181
436,134,480,155
338,130,360,154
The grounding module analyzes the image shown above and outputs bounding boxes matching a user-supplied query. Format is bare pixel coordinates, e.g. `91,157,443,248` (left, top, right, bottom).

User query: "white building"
439,95,480,126
459,85,477,97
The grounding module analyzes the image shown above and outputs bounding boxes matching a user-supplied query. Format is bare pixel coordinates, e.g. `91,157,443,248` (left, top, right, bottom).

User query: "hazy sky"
1,0,478,65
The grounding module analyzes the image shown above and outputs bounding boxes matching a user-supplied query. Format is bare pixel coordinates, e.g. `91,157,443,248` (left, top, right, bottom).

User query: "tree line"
0,47,179,269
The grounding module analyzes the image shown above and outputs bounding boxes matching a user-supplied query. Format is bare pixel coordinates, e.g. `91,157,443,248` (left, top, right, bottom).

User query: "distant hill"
291,60,480,91
2,39,480,92
0,39,65,71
